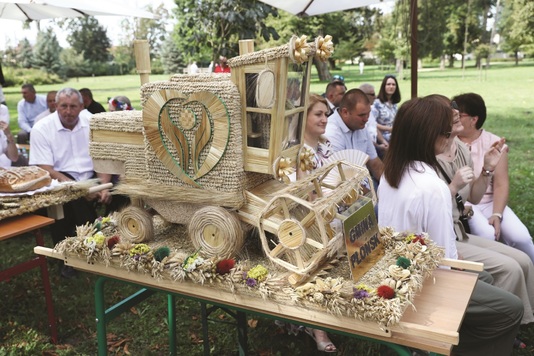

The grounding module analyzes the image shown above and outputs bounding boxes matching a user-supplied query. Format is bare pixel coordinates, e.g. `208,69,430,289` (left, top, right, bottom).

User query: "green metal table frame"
94,276,436,356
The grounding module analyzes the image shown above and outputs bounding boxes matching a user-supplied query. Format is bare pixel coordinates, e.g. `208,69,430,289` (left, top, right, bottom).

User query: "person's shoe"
305,327,337,353
60,265,77,279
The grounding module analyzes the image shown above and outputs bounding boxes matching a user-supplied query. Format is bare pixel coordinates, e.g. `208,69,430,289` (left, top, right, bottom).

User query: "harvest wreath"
54,215,444,327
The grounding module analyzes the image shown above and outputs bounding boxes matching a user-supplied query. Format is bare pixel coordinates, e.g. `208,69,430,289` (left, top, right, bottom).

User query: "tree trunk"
314,58,331,81
515,51,519,66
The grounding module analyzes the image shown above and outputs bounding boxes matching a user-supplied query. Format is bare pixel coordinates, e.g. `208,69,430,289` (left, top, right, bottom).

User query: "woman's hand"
450,166,475,195
483,137,507,171
488,215,502,241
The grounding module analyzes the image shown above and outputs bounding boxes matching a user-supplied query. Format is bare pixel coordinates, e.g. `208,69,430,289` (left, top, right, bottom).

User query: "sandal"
514,337,526,349
305,327,337,353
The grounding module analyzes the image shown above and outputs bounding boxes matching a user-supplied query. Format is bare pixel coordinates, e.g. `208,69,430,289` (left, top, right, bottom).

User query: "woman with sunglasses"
453,93,534,264
378,95,523,355
431,96,534,344
372,75,401,143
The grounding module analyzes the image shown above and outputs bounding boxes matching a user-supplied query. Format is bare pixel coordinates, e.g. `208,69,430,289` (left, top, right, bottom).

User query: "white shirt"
17,95,47,132
34,108,52,123
29,111,94,181
0,104,11,168
325,109,378,160
378,161,458,260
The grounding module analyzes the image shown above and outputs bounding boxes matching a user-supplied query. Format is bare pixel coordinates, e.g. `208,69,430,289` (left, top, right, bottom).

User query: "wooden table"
35,246,477,355
1,214,57,343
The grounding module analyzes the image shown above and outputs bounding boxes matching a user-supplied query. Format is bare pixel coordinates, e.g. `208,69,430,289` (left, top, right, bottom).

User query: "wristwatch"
492,213,503,221
481,167,494,177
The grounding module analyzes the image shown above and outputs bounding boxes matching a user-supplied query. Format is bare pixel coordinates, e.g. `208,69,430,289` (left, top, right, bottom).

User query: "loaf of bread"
0,166,52,193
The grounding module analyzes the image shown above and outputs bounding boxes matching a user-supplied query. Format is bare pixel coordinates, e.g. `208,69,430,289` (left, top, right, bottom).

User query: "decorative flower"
129,243,151,257
289,35,310,64
84,231,106,251
299,146,315,172
377,285,396,299
106,235,120,249
182,251,205,272
216,259,235,274
154,246,171,262
247,265,269,282
353,283,373,299
396,257,411,269
315,35,334,62
412,236,426,246
388,265,411,280
274,156,295,184
245,277,257,287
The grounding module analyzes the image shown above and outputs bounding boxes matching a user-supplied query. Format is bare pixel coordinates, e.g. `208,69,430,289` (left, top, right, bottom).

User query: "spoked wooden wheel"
117,206,154,243
188,206,244,259
258,194,332,275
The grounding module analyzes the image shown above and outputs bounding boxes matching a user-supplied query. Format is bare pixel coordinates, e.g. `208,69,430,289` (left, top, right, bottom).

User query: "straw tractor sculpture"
90,36,375,283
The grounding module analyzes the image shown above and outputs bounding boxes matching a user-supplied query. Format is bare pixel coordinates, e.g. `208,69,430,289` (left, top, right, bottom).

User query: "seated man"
325,88,384,185
324,79,346,114
34,90,57,123
0,105,19,168
80,88,106,114
30,88,111,278
17,83,47,144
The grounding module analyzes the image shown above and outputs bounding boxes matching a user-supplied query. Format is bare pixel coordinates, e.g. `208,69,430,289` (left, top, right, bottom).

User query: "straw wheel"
117,206,154,243
258,194,331,275
188,206,244,259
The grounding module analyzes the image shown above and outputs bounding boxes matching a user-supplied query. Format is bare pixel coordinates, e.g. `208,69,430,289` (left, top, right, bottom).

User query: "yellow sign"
342,197,384,282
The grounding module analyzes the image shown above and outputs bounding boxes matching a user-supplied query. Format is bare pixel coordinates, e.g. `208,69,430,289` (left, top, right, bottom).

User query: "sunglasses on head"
332,75,345,82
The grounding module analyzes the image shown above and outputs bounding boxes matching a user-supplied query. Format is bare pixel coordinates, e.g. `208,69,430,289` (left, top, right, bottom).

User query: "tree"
118,3,170,58
65,17,111,64
16,39,33,69
160,35,185,74
500,0,534,64
32,28,62,76
173,0,279,61
60,48,91,78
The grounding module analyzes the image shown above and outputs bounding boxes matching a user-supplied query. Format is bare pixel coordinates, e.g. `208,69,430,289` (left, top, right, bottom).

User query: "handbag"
437,164,471,234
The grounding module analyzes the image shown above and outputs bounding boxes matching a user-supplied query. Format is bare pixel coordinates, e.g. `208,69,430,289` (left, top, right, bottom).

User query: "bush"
3,67,63,86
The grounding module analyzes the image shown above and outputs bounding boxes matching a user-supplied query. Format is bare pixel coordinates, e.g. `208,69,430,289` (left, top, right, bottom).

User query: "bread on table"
0,166,52,193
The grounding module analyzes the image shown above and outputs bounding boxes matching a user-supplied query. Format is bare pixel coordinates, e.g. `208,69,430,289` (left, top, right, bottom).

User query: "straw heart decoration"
143,89,230,187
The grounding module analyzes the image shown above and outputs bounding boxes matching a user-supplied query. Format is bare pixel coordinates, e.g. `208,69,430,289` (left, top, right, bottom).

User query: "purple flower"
353,288,369,299
246,278,257,287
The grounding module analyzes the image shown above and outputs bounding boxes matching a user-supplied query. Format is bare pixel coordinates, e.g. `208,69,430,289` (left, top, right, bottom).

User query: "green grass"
1,61,534,354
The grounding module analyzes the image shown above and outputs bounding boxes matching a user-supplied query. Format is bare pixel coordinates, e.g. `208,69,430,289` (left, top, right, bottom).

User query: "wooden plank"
34,246,477,355
0,215,54,241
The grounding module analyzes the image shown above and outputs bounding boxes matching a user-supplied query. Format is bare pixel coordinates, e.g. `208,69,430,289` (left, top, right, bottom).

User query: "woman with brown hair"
378,95,523,355
372,75,400,143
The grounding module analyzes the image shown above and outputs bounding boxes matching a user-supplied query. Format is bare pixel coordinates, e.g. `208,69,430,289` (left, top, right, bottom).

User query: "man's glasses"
332,75,345,82
366,92,376,97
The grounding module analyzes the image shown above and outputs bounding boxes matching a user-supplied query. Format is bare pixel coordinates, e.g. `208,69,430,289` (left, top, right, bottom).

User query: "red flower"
216,259,235,274
107,235,120,249
377,285,396,299
412,236,426,245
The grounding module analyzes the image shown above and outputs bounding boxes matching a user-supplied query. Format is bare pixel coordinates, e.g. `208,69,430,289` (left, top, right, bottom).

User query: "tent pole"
410,0,418,98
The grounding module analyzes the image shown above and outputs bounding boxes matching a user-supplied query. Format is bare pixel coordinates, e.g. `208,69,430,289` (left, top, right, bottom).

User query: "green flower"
246,265,268,282
129,244,151,256
86,232,106,246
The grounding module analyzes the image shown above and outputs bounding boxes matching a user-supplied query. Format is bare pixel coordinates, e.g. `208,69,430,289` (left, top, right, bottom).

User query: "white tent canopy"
0,0,156,21
258,0,394,16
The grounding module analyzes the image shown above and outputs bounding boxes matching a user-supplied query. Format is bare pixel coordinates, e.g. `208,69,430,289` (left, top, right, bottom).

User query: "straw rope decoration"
188,206,244,259
143,89,230,188
116,206,154,243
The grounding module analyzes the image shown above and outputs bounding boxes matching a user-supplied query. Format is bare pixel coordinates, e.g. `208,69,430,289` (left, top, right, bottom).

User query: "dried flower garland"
54,217,444,328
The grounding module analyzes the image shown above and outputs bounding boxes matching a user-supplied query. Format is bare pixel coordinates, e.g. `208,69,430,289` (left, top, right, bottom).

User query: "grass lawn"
1,61,534,355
